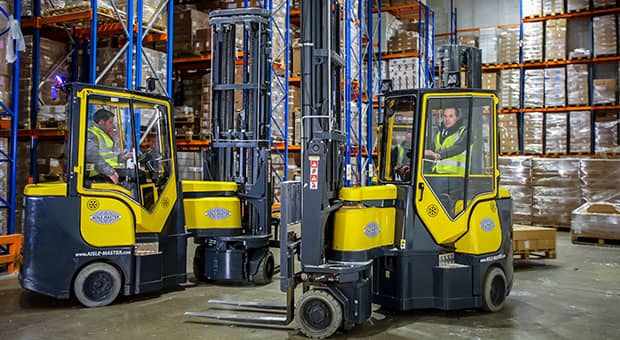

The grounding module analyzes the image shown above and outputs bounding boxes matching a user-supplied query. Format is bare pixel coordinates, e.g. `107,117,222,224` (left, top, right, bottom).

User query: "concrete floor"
1,231,619,339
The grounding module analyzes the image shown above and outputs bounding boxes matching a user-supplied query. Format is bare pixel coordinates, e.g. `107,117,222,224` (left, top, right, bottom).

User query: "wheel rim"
83,270,114,302
302,299,333,331
489,275,506,307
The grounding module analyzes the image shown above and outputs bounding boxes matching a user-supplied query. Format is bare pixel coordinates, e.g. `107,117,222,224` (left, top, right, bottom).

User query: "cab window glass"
380,95,415,182
83,95,138,200
135,101,172,211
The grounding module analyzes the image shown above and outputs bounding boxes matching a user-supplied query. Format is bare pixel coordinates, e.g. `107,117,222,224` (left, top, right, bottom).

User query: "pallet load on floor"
571,202,620,246
513,224,557,260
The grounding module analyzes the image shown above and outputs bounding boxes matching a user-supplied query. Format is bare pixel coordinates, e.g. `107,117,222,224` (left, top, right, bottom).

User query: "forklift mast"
207,9,272,235
300,0,346,267
436,45,482,88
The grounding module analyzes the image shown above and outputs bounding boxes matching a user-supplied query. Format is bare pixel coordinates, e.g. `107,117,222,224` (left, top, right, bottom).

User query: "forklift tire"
481,266,507,312
296,290,343,339
252,251,274,285
193,246,210,282
73,262,121,308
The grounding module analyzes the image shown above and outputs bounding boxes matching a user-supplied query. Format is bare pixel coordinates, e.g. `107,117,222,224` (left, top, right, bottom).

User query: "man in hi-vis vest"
424,107,467,174
86,109,133,184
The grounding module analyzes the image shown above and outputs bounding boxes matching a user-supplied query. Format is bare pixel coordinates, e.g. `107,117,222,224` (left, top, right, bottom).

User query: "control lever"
418,182,424,201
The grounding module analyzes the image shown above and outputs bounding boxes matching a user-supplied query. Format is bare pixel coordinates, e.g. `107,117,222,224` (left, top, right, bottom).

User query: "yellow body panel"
339,184,397,201
454,200,502,254
91,183,133,196
184,197,242,230
24,182,67,197
80,197,135,247
415,92,498,244
74,87,178,234
182,180,238,193
499,187,511,199
332,206,396,251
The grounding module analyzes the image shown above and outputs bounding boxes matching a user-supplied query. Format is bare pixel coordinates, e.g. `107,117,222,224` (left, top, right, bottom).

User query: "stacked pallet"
513,224,557,260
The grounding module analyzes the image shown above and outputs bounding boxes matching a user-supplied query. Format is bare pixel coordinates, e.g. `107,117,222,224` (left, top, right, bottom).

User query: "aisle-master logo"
75,249,131,257
206,208,231,220
90,210,121,225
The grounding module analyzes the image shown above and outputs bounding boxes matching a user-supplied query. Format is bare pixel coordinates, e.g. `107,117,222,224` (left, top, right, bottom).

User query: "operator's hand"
109,172,119,184
424,149,440,160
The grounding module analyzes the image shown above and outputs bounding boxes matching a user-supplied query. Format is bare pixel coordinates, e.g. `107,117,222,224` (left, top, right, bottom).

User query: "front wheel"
481,266,507,312
296,290,343,339
252,251,274,285
73,262,121,308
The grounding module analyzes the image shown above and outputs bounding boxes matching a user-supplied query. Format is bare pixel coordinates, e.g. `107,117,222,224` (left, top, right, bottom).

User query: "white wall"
428,0,521,34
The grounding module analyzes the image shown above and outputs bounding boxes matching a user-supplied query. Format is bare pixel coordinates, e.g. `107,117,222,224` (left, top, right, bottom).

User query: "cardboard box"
569,111,591,153
174,9,210,55
545,19,566,61
567,0,589,12
593,15,617,57
543,0,564,15
524,69,544,108
522,0,542,17
523,112,544,154
513,224,556,256
567,64,589,106
522,22,543,62
593,79,617,105
545,112,568,154
498,114,519,154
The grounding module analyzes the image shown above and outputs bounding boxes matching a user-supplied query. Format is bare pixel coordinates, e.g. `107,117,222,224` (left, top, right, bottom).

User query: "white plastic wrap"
545,19,566,61
479,27,498,65
593,0,617,8
388,57,419,90
522,0,542,17
545,112,568,154
523,112,544,154
593,15,618,57
543,0,564,15
567,64,589,106
544,67,566,107
595,113,619,154
499,156,533,186
567,0,589,12
579,159,620,203
523,22,543,62
500,69,520,109
572,202,620,237
503,184,534,225
498,114,519,154
569,111,591,153
593,78,617,105
532,157,581,226
524,69,544,108
499,27,519,64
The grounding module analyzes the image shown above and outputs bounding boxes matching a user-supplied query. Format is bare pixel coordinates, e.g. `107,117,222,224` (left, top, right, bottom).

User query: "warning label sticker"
309,156,319,190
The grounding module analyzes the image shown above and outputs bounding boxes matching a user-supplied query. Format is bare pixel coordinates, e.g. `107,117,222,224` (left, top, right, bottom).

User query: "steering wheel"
138,150,165,185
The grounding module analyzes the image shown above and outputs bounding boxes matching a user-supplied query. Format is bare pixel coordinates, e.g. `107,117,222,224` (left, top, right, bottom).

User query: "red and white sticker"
309,156,320,190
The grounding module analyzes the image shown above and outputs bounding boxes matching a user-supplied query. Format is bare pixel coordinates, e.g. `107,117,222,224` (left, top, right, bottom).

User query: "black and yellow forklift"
187,2,513,338
19,8,275,307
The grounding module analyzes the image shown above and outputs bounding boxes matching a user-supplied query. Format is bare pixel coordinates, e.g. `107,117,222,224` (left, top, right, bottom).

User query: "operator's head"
442,107,460,128
93,109,115,133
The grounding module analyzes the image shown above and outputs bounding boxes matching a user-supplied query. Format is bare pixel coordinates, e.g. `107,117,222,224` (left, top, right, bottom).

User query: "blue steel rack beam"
0,1,19,234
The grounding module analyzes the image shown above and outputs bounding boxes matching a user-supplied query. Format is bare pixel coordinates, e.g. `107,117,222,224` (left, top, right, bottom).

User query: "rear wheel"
481,266,507,312
252,251,274,285
296,290,343,339
73,262,121,308
193,245,210,282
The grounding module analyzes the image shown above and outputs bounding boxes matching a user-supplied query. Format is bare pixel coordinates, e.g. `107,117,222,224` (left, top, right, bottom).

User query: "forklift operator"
86,109,133,184
424,107,467,174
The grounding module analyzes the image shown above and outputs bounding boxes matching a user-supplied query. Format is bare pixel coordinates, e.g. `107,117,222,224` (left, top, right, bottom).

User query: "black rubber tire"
481,266,507,312
252,251,274,285
73,262,121,308
296,290,343,339
193,245,210,282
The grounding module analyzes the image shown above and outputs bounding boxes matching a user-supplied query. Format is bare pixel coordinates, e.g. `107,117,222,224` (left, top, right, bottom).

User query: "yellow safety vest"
433,126,466,174
88,125,118,176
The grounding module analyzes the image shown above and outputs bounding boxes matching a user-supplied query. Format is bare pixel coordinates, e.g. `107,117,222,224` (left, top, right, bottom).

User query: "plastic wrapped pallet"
522,0,542,17
500,69,520,109
499,27,520,64
543,0,564,15
571,202,620,238
593,15,618,57
567,0,589,12
44,0,129,16
593,79,617,105
523,112,544,154
524,69,544,108
593,0,617,8
545,112,568,154
388,58,419,90
569,111,591,153
479,27,498,65
579,159,620,203
522,22,543,62
502,184,534,225
499,156,534,226
567,64,589,106
532,158,581,226
498,114,519,154
545,19,566,61
595,112,619,153
544,67,566,107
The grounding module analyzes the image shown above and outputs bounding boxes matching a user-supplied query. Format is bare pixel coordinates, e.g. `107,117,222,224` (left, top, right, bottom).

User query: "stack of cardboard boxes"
173,8,210,56
593,15,617,57
567,0,589,12
499,27,520,64
594,112,620,153
545,19,566,61
544,67,566,107
500,69,520,108
542,0,564,15
593,79,617,105
479,27,498,64
522,0,542,17
499,156,533,225
523,69,545,108
522,22,543,62
531,158,581,227
498,114,519,154
523,111,544,154
545,112,568,153
567,64,589,106
388,58,419,90
579,159,620,203
569,111,592,153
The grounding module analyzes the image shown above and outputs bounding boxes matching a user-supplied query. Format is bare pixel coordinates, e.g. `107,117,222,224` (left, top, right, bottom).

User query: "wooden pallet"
514,249,556,260
0,234,23,275
174,116,196,124
47,5,119,22
571,231,620,247
37,119,66,130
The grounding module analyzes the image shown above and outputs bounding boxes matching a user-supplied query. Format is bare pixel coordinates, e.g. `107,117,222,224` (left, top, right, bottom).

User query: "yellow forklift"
186,2,513,338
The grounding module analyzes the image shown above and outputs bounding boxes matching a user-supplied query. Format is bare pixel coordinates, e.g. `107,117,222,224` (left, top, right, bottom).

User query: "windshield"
380,95,416,182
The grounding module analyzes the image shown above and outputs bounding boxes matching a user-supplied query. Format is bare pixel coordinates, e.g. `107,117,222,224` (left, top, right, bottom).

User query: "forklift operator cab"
19,84,187,308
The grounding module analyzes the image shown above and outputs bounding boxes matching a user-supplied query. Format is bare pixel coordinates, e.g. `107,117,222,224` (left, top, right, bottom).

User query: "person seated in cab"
424,107,467,175
86,109,133,184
